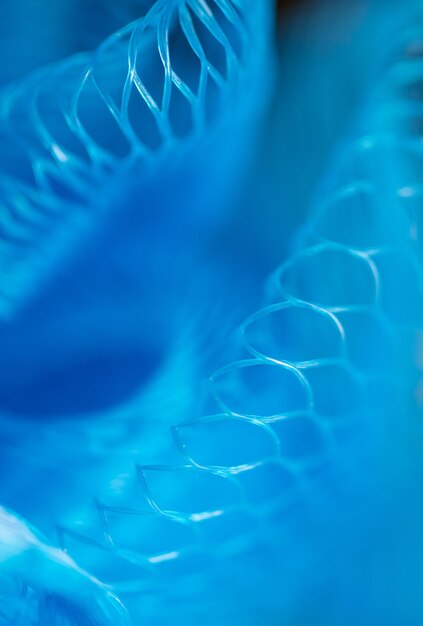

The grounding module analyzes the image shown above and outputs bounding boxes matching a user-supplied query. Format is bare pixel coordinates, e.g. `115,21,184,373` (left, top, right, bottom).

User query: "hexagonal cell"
138,465,241,517
92,29,134,120
313,184,409,251
102,507,195,557
131,24,166,108
188,4,229,80
77,73,132,159
36,74,92,168
209,0,246,63
210,360,311,418
126,85,163,151
174,415,276,469
279,247,377,309
168,18,203,96
243,304,344,365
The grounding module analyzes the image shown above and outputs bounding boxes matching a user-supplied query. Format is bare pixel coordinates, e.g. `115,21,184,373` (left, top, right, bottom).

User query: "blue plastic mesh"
54,19,423,624
1,5,423,626
0,0,271,319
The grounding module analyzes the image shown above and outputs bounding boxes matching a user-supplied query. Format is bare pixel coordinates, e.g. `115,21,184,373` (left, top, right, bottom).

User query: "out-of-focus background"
0,0,413,267
0,2,422,625
0,0,418,449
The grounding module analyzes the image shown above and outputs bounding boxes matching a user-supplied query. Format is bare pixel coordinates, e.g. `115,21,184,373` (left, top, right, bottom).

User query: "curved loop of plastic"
0,0,272,319
2,6,423,626
63,21,423,623
0,506,132,625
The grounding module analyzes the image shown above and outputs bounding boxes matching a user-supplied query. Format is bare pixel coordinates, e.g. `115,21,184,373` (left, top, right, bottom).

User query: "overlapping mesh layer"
2,6,423,626
0,1,274,624
0,506,131,626
0,0,270,318
41,18,422,626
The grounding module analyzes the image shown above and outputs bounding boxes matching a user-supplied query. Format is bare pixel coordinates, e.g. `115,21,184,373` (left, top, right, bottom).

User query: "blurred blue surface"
0,1,422,625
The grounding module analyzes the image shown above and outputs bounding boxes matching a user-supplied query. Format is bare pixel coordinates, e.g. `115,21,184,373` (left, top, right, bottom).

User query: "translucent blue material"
0,1,275,624
1,3,423,626
0,0,272,318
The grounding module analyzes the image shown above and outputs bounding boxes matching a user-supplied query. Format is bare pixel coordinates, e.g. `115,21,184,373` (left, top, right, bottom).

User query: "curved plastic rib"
2,7,423,626
53,20,422,624
0,506,131,625
0,0,271,318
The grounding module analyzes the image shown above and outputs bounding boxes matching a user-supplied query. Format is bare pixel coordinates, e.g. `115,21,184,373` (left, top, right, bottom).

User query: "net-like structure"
1,6,423,626
0,0,271,319
55,20,423,625
0,1,274,623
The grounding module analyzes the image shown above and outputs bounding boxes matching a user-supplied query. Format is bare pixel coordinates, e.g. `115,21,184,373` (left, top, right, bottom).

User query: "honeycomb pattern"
0,0,270,318
49,18,423,626
2,8,423,626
